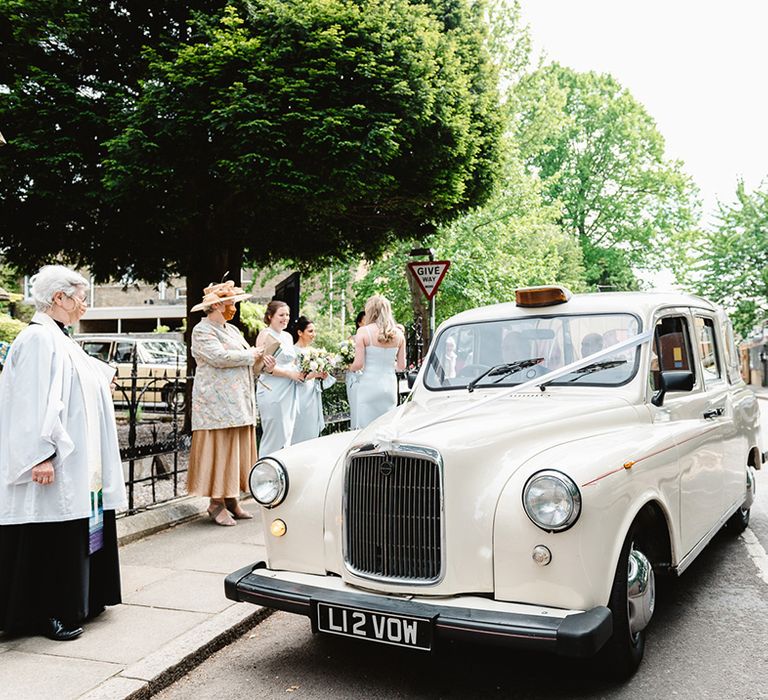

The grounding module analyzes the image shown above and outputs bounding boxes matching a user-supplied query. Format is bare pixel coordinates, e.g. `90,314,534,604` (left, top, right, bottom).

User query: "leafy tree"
0,0,501,309
512,63,699,289
353,147,585,331
683,181,768,336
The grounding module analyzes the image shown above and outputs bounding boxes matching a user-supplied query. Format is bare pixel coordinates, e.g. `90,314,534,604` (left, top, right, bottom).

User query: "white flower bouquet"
337,339,356,367
299,347,334,375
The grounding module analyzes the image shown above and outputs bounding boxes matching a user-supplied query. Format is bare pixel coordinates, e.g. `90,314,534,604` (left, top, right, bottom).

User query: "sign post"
406,259,451,343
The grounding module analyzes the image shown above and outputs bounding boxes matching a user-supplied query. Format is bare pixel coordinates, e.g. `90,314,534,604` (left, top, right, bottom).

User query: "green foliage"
353,146,585,325
153,325,171,334
240,300,266,335
682,181,768,336
0,0,501,285
0,313,26,343
512,63,700,289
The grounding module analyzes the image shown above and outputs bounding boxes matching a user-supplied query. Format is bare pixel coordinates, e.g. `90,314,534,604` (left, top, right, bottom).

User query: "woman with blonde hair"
348,294,406,429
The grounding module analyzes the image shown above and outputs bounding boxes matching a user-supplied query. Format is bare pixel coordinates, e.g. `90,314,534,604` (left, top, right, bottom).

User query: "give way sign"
407,260,451,300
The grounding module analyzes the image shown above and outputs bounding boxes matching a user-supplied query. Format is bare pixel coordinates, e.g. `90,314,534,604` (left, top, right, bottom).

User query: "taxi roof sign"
515,285,572,307
407,260,451,300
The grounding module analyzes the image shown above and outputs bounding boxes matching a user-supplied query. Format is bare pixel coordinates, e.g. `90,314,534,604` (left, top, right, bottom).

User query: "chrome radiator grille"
344,450,443,583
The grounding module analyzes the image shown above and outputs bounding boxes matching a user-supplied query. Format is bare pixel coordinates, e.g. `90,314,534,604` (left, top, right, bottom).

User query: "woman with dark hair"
0,265,126,641
256,301,304,456
292,317,336,443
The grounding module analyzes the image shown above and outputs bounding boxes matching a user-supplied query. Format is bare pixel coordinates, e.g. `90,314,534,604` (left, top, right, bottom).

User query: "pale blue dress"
256,329,299,456
352,328,399,429
292,345,336,444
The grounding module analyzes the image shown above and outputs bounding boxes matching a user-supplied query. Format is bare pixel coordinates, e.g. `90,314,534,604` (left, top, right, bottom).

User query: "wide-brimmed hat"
190,280,252,312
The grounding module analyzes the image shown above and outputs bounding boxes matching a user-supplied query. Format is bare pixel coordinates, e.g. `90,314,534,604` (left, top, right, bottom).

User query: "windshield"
424,313,641,390
139,340,186,365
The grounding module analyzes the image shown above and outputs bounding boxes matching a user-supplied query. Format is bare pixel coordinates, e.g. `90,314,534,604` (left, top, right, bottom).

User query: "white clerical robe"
0,312,127,524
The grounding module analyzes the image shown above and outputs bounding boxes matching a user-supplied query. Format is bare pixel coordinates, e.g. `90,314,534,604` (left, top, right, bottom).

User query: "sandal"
225,498,254,520
207,503,236,527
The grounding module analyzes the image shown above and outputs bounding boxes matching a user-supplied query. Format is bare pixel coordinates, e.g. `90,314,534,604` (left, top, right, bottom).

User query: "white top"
0,312,127,524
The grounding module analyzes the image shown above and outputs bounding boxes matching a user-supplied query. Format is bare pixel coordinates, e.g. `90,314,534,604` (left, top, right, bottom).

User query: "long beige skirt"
187,425,257,498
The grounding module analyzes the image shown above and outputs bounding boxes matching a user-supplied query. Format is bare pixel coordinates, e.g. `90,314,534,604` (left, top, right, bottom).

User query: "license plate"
315,602,432,651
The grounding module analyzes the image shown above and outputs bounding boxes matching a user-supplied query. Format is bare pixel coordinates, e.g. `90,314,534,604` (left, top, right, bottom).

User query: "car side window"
650,316,695,391
114,342,134,363
81,341,112,362
693,316,721,383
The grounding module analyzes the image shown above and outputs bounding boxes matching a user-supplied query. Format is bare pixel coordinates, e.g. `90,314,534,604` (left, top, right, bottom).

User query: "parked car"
225,287,763,677
75,334,187,410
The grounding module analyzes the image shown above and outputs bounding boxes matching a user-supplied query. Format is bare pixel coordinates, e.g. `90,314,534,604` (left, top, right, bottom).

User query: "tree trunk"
182,241,245,432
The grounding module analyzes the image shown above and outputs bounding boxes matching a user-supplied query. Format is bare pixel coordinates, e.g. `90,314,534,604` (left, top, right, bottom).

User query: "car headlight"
249,458,288,507
522,470,581,532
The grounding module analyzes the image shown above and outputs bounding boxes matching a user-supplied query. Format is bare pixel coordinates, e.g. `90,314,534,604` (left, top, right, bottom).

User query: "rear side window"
693,316,721,382
114,342,134,363
81,341,111,362
651,317,695,391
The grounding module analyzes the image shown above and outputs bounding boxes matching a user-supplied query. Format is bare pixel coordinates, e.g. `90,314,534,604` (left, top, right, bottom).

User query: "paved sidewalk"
0,500,268,700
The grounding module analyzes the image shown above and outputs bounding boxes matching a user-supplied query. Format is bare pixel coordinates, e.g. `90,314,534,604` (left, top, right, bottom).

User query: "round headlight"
523,470,581,532
249,458,287,507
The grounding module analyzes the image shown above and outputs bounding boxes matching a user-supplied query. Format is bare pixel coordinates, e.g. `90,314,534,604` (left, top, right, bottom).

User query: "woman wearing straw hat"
188,281,274,526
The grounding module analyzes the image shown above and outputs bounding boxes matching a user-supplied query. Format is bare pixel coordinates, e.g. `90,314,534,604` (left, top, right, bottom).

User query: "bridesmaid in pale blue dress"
346,310,366,429
292,316,336,443
348,294,406,429
256,301,304,456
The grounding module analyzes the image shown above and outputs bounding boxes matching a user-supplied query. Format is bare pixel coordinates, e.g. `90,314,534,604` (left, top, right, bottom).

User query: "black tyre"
725,504,750,535
163,383,186,412
597,524,654,680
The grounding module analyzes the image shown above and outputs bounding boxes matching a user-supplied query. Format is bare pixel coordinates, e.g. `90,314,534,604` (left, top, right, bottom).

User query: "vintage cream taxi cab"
226,287,763,677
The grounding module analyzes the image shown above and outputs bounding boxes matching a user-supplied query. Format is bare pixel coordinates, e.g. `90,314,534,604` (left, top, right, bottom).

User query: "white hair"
30,265,90,311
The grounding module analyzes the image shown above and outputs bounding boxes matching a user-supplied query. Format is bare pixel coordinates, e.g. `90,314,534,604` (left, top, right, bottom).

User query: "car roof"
75,334,183,342
443,291,719,326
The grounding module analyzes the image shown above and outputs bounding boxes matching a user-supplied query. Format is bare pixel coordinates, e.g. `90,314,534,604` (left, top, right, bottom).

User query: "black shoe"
44,618,84,641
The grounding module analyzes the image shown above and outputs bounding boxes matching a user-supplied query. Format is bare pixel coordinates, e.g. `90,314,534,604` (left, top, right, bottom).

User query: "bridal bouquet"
337,339,356,368
299,347,334,375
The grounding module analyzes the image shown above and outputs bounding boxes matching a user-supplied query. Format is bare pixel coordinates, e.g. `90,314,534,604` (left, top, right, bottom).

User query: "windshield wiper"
467,358,544,393
540,359,627,388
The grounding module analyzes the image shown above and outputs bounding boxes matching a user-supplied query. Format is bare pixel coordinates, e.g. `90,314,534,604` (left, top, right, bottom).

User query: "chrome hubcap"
627,547,655,637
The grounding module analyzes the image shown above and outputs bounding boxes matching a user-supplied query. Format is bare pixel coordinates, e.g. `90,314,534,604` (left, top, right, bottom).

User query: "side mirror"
652,370,694,407
406,370,419,389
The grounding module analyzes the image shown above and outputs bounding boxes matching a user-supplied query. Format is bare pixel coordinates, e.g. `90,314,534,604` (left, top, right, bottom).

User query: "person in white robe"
0,265,127,641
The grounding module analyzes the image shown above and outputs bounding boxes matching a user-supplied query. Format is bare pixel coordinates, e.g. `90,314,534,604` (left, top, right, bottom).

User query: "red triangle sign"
407,260,451,300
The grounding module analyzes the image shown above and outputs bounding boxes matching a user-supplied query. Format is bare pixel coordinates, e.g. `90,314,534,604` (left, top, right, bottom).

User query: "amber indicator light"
515,286,572,307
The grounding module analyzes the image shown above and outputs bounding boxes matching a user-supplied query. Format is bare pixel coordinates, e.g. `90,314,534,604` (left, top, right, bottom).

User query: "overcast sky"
518,1,768,223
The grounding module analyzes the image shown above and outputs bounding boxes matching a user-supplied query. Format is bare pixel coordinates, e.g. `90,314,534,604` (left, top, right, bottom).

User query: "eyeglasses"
66,293,88,304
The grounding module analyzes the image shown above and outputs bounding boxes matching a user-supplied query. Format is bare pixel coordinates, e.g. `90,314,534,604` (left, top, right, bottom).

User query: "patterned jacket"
191,318,256,431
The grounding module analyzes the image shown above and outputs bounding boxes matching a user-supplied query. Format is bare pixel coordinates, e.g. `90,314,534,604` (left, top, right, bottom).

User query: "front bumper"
225,562,612,657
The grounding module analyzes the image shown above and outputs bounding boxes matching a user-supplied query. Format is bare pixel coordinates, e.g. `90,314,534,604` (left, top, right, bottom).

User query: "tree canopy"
512,63,699,289
682,181,768,336
0,0,502,299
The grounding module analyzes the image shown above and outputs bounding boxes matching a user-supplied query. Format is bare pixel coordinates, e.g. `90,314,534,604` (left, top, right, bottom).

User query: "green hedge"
0,314,27,343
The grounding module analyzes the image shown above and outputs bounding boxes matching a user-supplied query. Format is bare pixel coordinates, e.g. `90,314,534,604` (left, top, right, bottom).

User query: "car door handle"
703,407,724,419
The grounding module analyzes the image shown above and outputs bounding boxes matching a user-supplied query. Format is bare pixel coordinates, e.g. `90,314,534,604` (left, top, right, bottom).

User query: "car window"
721,317,742,384
139,339,186,365
425,313,641,390
650,316,695,391
693,316,721,383
81,341,112,362
114,342,134,363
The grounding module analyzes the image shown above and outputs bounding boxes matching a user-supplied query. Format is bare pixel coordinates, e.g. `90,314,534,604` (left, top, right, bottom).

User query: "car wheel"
725,504,750,534
163,383,186,412
597,524,655,679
